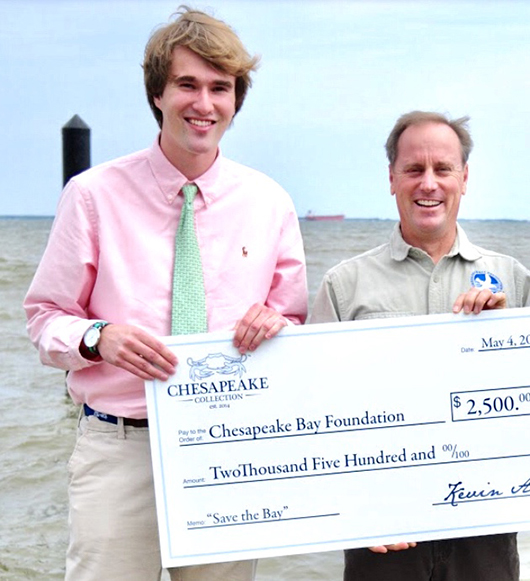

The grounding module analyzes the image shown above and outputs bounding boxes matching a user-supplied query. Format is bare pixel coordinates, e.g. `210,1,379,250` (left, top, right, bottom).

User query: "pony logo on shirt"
470,271,503,293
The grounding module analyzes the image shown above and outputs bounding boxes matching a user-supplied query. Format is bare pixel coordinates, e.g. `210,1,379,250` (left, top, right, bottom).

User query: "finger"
114,354,158,381
469,289,505,314
235,315,267,353
108,339,175,381
138,335,178,367
485,291,506,311
453,288,503,315
453,288,484,315
117,331,177,377
135,343,177,376
452,293,466,314
369,546,388,554
236,310,285,353
263,316,288,340
452,288,478,314
462,288,481,314
394,542,416,550
234,305,273,352
472,289,492,314
244,324,270,352
370,542,416,553
244,314,287,351
233,304,262,349
121,350,173,381
385,543,410,552
97,325,177,380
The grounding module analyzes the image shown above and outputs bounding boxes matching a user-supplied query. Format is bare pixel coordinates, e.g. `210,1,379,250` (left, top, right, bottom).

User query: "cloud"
1,0,530,218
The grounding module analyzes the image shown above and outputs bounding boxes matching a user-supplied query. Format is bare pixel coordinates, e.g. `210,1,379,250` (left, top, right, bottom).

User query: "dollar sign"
453,395,461,408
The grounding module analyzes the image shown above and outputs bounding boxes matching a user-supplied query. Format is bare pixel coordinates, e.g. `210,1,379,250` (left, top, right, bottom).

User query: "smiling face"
154,46,236,179
389,122,469,256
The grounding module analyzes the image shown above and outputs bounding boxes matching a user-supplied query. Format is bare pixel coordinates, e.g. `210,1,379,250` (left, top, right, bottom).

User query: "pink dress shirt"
24,138,307,418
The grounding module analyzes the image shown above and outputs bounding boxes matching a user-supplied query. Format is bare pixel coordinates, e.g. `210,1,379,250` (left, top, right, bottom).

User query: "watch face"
84,327,100,348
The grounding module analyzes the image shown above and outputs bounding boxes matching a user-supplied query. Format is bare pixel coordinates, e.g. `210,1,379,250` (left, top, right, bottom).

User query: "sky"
2,0,530,219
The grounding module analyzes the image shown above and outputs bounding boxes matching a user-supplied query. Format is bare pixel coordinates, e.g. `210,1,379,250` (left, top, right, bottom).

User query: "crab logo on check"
187,353,248,381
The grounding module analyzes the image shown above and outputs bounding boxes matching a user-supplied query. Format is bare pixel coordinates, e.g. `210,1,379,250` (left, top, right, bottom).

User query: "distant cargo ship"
305,211,345,221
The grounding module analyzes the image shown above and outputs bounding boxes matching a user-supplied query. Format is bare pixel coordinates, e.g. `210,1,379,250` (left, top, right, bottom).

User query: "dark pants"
343,534,519,581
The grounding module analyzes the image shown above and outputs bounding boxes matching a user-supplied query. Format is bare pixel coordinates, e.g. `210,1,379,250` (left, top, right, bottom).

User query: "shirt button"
433,276,440,283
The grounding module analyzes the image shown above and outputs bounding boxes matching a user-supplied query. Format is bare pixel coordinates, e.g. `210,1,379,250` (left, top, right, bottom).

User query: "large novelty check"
145,308,530,568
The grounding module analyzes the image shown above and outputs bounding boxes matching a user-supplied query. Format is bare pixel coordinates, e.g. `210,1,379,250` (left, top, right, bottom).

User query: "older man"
311,111,529,580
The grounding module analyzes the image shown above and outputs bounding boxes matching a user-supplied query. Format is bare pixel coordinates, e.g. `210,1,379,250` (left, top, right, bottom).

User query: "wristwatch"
82,321,110,356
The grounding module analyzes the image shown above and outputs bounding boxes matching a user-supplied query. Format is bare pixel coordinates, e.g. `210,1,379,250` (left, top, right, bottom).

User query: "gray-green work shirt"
311,223,530,323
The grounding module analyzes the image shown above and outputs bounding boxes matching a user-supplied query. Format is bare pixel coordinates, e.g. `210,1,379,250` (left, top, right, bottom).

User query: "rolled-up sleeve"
24,181,100,370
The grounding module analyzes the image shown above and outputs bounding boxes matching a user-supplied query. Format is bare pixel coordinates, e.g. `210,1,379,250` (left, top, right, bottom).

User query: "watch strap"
86,321,110,355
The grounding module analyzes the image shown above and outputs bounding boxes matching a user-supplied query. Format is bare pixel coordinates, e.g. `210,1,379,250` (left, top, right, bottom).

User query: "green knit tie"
171,184,208,335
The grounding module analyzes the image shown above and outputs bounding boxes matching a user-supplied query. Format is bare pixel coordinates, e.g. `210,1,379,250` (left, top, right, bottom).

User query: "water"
1,217,529,580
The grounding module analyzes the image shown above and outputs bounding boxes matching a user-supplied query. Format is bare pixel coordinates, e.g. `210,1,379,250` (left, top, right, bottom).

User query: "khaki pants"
66,413,256,581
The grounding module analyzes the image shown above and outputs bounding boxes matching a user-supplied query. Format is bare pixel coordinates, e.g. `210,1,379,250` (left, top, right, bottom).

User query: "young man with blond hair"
25,7,307,581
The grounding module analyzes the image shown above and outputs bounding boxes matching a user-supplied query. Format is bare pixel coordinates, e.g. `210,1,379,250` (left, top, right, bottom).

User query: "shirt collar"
390,222,482,262
453,223,482,261
147,135,225,207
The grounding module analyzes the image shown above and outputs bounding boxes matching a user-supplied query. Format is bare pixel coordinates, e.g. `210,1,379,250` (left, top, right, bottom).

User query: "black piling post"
62,115,91,186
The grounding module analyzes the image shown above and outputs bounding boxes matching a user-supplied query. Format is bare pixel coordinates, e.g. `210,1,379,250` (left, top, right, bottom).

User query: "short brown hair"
143,6,260,128
385,111,473,166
